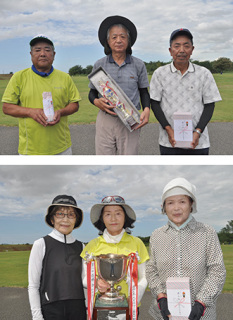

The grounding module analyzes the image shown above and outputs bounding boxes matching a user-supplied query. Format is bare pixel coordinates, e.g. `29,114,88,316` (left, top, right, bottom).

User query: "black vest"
40,235,85,305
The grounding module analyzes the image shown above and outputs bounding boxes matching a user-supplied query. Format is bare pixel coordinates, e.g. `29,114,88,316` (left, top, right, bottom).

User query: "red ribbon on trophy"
87,259,96,320
128,253,138,320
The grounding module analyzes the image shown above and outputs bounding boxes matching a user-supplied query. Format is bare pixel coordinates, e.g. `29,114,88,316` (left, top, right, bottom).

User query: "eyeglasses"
101,196,125,204
54,212,76,219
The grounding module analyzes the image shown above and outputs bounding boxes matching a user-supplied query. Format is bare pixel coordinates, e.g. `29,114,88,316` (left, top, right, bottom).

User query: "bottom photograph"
0,165,232,320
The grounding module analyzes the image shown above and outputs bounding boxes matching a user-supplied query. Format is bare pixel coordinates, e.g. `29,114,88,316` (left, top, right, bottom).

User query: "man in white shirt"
150,28,222,155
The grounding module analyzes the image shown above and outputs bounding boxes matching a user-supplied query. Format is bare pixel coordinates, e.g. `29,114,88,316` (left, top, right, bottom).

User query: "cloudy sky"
0,0,232,73
0,164,232,244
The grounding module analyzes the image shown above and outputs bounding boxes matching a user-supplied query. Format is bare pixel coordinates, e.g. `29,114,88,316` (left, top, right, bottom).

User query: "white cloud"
0,0,232,68
0,165,232,242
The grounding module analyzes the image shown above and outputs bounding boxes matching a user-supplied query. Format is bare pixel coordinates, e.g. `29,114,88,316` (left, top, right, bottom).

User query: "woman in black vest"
28,195,86,320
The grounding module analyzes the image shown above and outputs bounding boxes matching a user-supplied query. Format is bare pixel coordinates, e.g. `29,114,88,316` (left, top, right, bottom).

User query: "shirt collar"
165,215,196,232
102,228,125,243
100,229,127,243
31,64,54,77
170,61,195,74
50,228,75,243
108,54,131,64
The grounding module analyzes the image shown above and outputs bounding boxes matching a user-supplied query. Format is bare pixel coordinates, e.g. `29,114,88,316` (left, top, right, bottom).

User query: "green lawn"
0,72,233,126
0,251,30,287
0,245,232,292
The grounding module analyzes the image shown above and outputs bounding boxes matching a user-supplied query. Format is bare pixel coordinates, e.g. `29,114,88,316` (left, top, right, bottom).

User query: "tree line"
144,57,233,74
69,57,233,76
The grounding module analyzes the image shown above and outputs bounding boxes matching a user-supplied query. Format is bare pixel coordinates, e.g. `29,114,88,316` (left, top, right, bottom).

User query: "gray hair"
107,24,130,42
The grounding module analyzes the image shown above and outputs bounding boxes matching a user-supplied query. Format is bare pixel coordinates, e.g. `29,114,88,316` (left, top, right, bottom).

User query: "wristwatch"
194,129,202,136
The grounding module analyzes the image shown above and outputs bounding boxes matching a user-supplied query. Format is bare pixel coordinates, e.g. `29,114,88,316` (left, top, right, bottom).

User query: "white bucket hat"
162,177,197,213
90,195,136,232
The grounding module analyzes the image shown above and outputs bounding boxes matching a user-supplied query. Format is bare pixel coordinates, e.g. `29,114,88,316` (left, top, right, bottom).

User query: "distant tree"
69,65,84,76
192,60,213,72
83,65,93,75
143,57,233,74
212,57,233,73
218,220,233,244
69,64,93,76
144,61,169,74
138,236,150,246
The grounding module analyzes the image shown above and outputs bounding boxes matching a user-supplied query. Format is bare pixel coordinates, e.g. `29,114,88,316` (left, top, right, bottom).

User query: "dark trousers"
160,145,209,155
42,299,86,320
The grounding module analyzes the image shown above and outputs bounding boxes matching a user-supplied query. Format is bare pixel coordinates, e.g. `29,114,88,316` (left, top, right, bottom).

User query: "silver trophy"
96,254,128,302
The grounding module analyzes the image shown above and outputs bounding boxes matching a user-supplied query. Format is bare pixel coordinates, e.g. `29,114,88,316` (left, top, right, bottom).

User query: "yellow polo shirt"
81,232,149,300
2,68,81,155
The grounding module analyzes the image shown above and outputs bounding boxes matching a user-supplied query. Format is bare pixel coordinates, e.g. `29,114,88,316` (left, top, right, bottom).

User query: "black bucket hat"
46,195,83,229
98,15,137,47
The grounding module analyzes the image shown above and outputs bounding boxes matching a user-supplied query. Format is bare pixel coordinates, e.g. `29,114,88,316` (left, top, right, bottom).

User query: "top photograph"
1,2,232,156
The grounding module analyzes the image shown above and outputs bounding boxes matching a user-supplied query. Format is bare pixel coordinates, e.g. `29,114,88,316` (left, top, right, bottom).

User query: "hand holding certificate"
166,277,191,320
173,112,193,148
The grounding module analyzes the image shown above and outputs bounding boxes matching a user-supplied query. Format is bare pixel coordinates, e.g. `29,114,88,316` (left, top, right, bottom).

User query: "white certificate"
166,277,191,320
174,119,193,142
173,112,193,148
42,92,54,122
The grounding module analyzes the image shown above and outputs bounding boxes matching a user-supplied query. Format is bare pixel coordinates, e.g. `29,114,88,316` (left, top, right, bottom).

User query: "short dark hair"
163,196,194,214
94,205,135,233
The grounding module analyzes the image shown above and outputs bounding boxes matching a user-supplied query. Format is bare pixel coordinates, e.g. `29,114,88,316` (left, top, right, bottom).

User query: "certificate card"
166,277,191,320
173,112,193,148
88,66,140,132
42,92,54,122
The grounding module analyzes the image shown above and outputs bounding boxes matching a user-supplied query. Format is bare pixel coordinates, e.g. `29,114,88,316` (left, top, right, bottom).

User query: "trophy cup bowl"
96,254,128,302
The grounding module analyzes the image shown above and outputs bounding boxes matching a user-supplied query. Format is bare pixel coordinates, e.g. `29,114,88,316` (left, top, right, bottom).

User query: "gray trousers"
95,110,140,155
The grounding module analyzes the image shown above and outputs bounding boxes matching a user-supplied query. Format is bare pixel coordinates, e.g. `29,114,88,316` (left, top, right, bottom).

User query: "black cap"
170,28,193,45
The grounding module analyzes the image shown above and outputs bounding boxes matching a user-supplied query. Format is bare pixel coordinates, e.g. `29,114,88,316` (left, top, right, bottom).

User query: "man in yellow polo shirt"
2,34,81,155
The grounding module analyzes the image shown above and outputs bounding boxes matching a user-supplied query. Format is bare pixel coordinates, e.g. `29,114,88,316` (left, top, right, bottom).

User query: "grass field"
0,244,232,292
0,72,233,126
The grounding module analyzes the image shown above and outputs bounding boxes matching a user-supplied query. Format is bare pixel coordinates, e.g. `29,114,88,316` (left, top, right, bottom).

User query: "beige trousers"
95,110,140,155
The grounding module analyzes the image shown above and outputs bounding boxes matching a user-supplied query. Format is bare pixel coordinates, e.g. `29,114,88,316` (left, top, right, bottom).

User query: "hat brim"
90,203,136,226
46,204,83,229
170,30,193,45
162,187,197,214
30,37,54,47
98,15,137,47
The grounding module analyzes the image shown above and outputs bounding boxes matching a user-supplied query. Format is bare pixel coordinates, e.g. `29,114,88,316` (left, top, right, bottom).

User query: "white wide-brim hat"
90,195,136,231
162,177,197,213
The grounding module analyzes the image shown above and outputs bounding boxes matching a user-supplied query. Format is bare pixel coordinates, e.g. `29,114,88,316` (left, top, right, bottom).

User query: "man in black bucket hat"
88,15,150,155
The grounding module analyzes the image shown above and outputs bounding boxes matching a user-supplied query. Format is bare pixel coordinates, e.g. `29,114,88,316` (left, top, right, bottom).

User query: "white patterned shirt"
150,62,222,148
146,217,226,320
